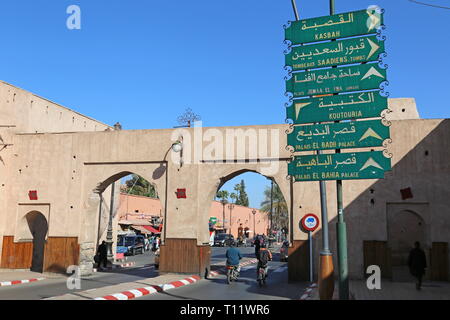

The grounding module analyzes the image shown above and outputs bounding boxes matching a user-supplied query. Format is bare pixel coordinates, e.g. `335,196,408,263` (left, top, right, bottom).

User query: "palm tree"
216,190,229,202
230,192,237,203
125,174,157,198
260,184,288,231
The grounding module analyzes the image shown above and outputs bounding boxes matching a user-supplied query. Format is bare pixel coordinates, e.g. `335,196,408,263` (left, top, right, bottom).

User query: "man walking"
408,241,427,290
97,240,108,270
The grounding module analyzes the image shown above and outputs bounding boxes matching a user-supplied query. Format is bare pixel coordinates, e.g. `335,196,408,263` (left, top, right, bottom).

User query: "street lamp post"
269,178,274,235
252,209,256,238
106,182,115,265
228,203,235,235
161,139,183,245
221,199,228,233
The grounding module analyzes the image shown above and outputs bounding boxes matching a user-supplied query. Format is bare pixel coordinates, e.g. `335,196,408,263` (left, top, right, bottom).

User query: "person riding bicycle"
257,242,272,279
226,241,242,272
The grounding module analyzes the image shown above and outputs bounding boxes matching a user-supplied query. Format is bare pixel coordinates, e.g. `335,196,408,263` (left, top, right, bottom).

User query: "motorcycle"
226,265,240,284
257,265,268,287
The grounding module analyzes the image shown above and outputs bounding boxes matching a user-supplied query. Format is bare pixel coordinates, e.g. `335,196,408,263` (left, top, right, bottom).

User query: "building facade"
0,81,449,282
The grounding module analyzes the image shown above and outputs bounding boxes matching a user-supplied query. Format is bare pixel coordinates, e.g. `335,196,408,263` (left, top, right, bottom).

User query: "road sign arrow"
367,38,380,59
295,102,312,119
361,66,384,80
359,127,383,141
359,157,384,171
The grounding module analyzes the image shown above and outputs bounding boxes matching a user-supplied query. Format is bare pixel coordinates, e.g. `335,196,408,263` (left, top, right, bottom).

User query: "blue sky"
2,0,449,207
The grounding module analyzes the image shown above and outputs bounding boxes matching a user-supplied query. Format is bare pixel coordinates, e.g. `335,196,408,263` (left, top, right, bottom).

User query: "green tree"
124,174,157,198
230,192,237,203
235,180,249,207
260,184,288,230
216,190,229,202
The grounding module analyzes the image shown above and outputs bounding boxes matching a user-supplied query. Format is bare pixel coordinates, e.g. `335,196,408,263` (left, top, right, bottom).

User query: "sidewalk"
350,280,450,300
310,280,450,300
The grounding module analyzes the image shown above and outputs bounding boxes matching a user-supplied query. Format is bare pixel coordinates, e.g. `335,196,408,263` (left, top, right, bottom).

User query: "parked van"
117,235,145,256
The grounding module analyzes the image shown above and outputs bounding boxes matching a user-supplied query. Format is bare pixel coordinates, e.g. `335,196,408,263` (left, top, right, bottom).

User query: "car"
214,233,235,247
118,235,145,256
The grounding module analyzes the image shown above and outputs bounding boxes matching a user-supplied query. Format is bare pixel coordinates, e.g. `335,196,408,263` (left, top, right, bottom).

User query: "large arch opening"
210,170,289,248
94,171,163,269
26,211,48,273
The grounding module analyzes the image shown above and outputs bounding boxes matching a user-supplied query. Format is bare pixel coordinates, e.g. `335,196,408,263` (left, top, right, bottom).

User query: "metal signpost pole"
309,230,313,282
286,1,390,300
328,0,349,300
290,0,334,299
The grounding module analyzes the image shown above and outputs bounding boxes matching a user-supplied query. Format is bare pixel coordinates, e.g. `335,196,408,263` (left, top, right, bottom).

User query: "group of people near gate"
225,236,428,290
225,234,273,280
97,232,428,290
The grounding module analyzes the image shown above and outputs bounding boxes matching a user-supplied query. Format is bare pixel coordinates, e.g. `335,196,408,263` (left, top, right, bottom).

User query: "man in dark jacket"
254,236,261,260
97,241,108,270
226,242,242,270
408,241,427,290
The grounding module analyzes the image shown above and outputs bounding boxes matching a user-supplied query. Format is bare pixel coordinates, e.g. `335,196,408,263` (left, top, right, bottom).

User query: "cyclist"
257,242,272,280
226,241,242,273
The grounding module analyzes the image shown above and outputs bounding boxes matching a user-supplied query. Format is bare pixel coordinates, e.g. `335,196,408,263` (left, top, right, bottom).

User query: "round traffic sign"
300,213,320,232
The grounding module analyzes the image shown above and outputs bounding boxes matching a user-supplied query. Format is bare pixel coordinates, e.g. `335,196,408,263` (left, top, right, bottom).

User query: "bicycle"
226,265,240,284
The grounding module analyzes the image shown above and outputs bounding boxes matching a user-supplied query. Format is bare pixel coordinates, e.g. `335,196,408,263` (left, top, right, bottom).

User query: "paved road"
138,246,306,300
0,250,156,300
0,246,305,300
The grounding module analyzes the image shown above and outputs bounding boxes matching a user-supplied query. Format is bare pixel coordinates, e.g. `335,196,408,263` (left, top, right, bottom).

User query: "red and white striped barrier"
115,262,135,268
208,259,258,278
300,283,317,300
95,258,258,301
95,275,201,300
0,277,45,287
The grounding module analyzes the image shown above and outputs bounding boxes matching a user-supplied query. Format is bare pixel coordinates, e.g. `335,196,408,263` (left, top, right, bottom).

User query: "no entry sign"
301,213,320,232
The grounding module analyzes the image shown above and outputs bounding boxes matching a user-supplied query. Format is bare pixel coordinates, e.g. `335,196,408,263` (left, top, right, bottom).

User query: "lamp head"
171,140,183,153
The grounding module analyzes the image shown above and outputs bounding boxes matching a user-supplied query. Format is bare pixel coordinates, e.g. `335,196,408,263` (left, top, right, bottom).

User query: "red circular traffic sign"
300,213,320,232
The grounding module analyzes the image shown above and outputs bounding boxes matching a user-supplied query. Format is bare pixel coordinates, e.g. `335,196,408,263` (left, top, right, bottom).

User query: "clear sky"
2,0,449,207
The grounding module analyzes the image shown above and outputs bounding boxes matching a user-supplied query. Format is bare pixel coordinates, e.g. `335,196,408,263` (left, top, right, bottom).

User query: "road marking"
273,266,288,273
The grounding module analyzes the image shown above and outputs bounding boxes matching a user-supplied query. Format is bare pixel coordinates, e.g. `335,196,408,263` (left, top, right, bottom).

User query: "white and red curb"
114,262,135,268
94,275,202,300
0,277,45,287
94,259,258,301
300,283,317,300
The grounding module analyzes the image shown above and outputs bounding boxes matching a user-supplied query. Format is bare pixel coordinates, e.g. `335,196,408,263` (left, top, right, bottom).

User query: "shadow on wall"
246,120,450,300
309,119,450,282
26,211,48,273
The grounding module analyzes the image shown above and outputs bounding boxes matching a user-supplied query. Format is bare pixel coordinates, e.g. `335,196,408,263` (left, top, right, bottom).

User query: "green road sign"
288,151,391,181
287,119,390,152
286,63,387,98
286,91,388,124
286,35,384,71
209,217,218,225
285,9,383,45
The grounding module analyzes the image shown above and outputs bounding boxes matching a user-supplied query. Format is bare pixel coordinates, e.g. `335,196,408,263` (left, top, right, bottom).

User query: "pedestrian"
408,241,427,290
156,236,160,249
254,236,261,260
144,236,149,251
151,235,157,252
96,240,108,270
